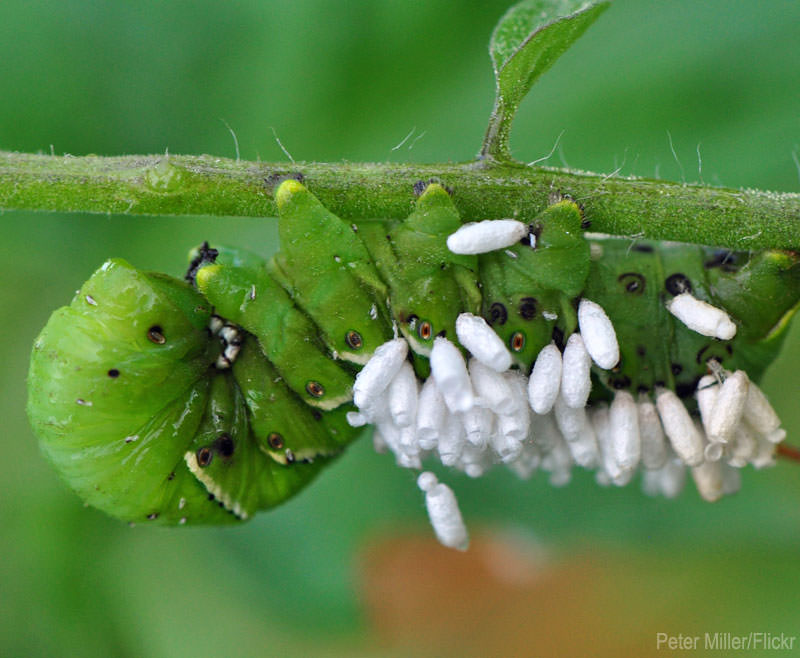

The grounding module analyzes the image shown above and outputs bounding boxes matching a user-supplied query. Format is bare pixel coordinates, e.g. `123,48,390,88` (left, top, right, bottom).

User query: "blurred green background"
2,1,799,656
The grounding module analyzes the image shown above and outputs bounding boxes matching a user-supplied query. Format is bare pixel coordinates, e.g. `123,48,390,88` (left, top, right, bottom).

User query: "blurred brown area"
360,530,719,658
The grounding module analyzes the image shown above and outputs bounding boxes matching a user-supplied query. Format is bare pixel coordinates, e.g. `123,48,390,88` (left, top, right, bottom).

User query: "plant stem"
479,98,516,164
1,151,798,251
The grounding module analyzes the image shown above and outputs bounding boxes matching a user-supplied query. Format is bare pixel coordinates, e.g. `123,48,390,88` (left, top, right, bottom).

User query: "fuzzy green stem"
1,151,798,251
479,98,517,164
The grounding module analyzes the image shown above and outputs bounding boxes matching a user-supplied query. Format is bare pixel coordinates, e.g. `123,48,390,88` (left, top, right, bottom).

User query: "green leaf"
481,0,611,163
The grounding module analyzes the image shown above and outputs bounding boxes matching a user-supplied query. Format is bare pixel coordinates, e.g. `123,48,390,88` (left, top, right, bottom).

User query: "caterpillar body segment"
185,370,327,520
273,179,394,365
358,183,482,374
195,260,354,411
232,338,357,464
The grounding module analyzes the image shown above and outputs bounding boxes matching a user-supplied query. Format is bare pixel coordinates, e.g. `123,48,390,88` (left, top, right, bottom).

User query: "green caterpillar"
26,179,800,526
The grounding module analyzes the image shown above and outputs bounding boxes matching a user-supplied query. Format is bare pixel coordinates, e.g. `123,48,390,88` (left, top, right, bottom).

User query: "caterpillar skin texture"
27,180,800,527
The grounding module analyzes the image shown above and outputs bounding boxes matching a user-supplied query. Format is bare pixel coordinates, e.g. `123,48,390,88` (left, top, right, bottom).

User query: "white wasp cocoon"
665,293,737,340
591,403,625,483
658,459,688,499
637,394,668,470
398,424,420,453
503,369,530,415
417,472,469,551
655,388,705,467
459,441,491,479
375,420,401,458
455,313,512,372
381,420,419,461
641,468,661,497
548,469,573,488
430,337,475,413
528,342,562,414
387,361,418,428
529,410,563,453
595,469,612,488
416,377,447,449
507,449,540,480
728,424,757,468
691,459,725,503
553,394,587,443
399,426,420,460
721,463,742,496
353,338,408,409
446,219,528,255
708,370,748,443
695,374,719,441
540,434,573,487
417,471,438,492
490,432,523,463
751,433,777,469
463,464,488,479
577,299,620,369
560,333,592,409
497,371,531,441
497,410,529,443
393,452,418,469
358,388,390,424
612,468,635,488
642,449,688,499
469,359,515,415
565,418,600,469
704,441,725,463
743,377,782,437
397,451,422,470
766,428,787,445
460,405,493,448
437,411,466,467
609,390,641,472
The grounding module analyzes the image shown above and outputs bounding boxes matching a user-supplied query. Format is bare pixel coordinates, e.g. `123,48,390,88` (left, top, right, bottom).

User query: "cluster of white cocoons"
350,312,787,547
352,302,622,468
640,367,787,503
346,219,785,549
640,369,785,503
347,300,618,547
